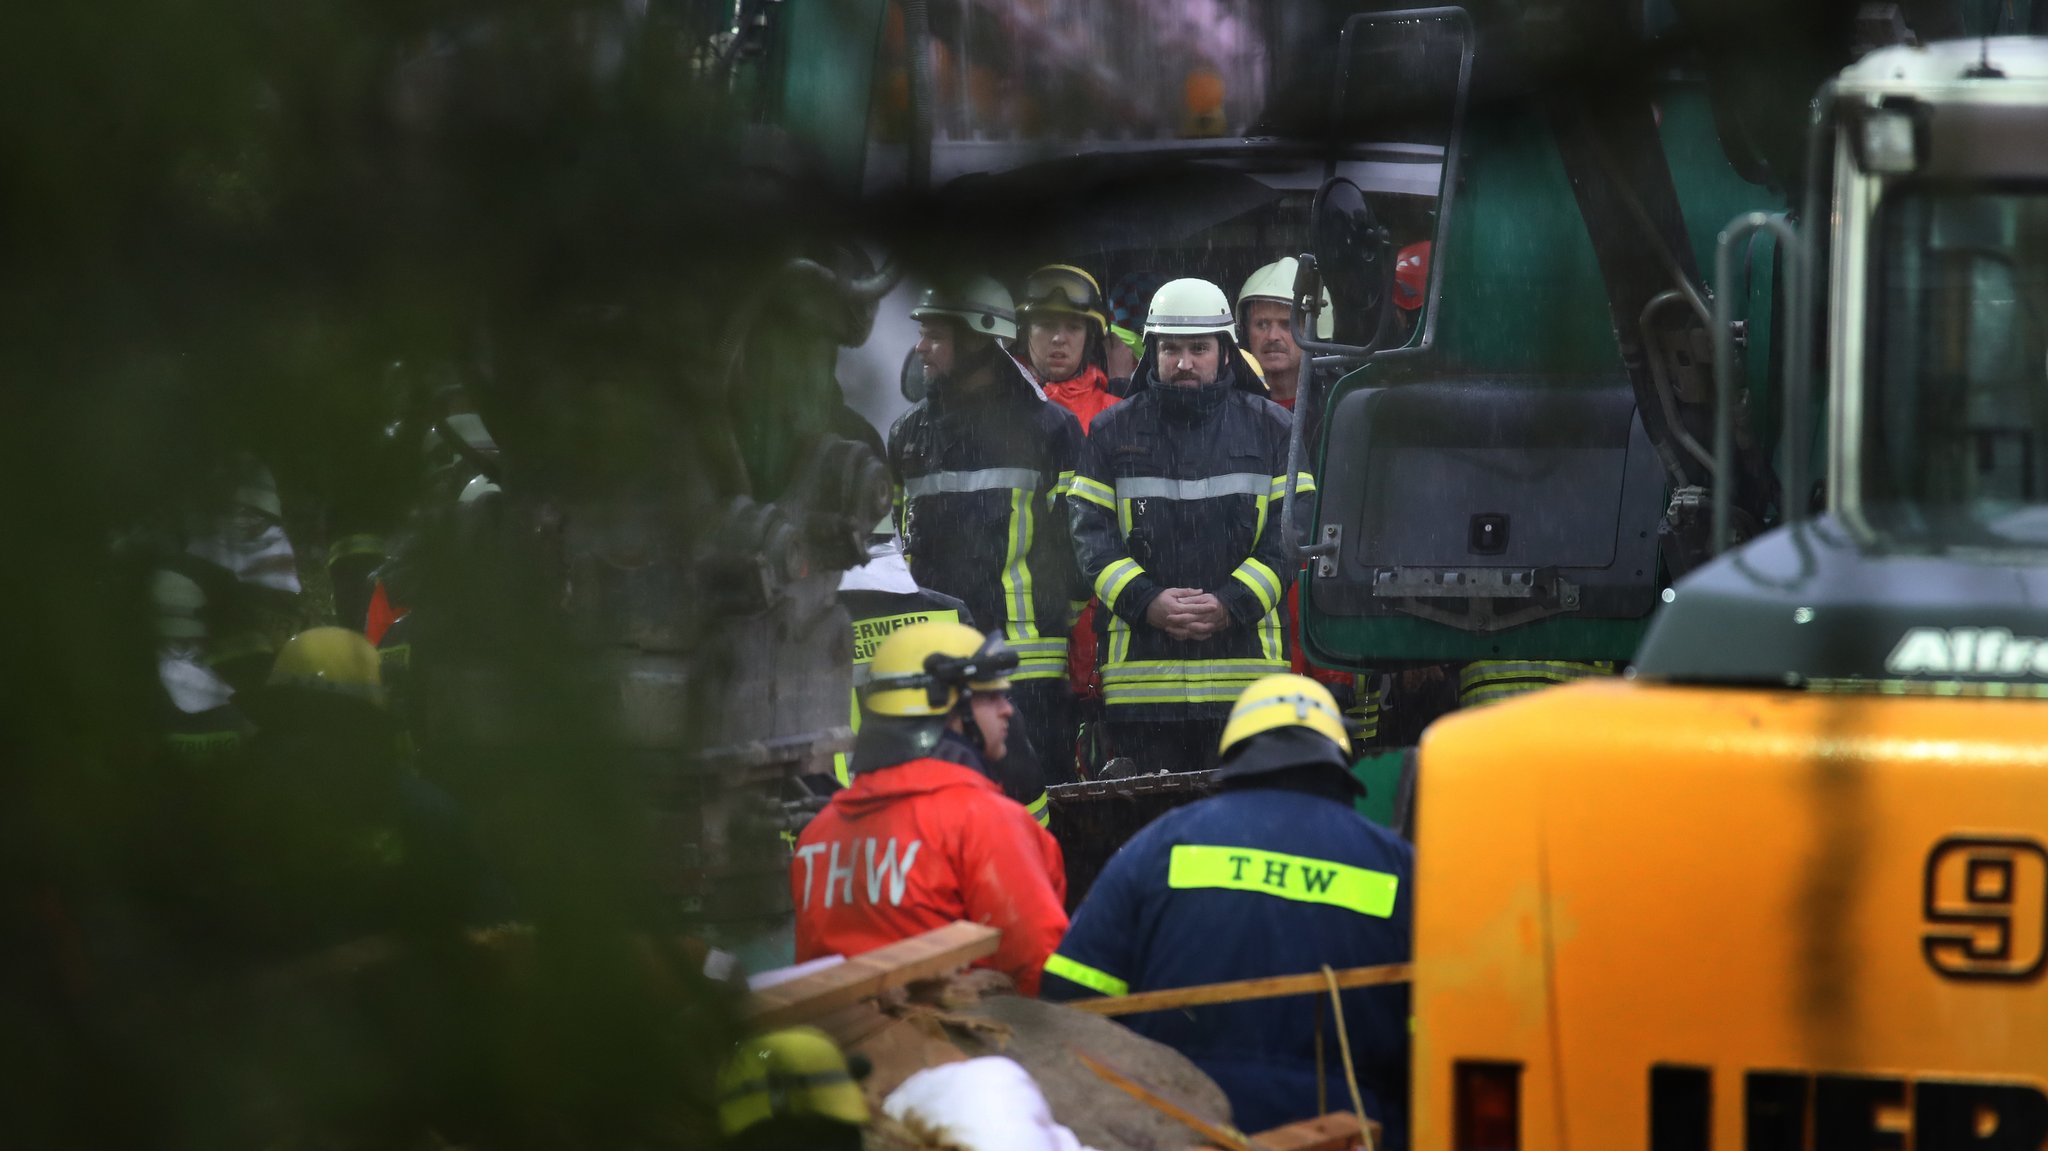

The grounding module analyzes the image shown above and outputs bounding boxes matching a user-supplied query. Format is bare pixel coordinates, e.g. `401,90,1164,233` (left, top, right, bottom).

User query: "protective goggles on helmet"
1019,267,1107,326
866,632,1020,711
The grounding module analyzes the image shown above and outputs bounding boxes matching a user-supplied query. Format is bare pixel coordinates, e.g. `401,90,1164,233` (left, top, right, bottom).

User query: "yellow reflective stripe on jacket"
1167,845,1398,918
1268,473,1317,500
1049,470,1077,509
1069,475,1115,509
1457,659,1615,706
1102,659,1291,681
1002,490,1037,639
1095,557,1145,608
1026,790,1050,827
1042,953,1128,997
1230,558,1282,615
325,532,385,568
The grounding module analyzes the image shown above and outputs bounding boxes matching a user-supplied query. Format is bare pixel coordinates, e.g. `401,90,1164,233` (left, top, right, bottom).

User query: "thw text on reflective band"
1042,953,1128,996
1167,845,1398,917
902,467,1041,498
1115,473,1269,501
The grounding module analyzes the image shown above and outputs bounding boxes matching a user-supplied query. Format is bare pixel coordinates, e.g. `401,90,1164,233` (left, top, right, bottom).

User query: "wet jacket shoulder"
887,378,1083,683
1066,381,1314,717
791,755,1068,994
1041,787,1412,1141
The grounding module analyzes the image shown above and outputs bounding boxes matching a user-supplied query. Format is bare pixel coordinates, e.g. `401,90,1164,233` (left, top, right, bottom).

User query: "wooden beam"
745,921,1001,1030
1066,963,1412,1018
1201,1112,1369,1151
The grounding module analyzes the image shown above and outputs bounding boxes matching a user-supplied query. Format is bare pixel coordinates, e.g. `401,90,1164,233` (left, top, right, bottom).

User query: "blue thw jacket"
1041,787,1413,1144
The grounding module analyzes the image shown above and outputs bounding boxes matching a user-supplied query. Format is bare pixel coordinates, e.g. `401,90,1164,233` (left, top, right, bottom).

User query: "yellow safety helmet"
266,626,388,709
1238,256,1334,342
1219,674,1349,759
1017,264,1111,335
863,621,1016,718
716,1026,870,1136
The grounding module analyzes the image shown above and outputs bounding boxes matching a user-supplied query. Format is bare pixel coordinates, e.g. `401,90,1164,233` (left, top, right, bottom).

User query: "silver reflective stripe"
903,468,1041,498
1115,473,1269,501
1148,313,1234,328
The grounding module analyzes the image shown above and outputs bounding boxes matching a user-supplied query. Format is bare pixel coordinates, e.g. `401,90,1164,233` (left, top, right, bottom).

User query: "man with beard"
1067,279,1312,774
890,276,1084,795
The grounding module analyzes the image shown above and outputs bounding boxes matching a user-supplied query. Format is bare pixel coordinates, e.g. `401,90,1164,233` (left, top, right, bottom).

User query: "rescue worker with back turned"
891,277,1085,788
830,520,1053,825
791,622,1068,995
1068,278,1312,774
1042,674,1413,1145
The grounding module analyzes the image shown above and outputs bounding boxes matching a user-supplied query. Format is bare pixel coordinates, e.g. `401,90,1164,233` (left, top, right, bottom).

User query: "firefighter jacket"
1456,659,1616,707
1067,367,1314,719
792,734,1069,994
1041,786,1414,1143
889,370,1085,686
1041,363,1120,434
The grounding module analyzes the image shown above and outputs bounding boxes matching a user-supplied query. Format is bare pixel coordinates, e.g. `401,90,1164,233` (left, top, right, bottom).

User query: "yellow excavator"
1414,37,2048,1151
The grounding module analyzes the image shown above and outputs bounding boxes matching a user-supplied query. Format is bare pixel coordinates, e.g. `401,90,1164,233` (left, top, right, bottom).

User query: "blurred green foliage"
0,3,812,1146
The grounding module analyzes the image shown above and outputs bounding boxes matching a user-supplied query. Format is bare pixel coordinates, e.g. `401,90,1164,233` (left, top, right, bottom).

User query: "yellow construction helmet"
863,621,1016,718
716,1026,870,1135
1219,674,1348,759
266,626,388,709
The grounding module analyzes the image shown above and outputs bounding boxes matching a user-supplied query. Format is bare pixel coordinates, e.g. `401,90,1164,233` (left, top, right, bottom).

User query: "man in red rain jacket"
792,621,1068,994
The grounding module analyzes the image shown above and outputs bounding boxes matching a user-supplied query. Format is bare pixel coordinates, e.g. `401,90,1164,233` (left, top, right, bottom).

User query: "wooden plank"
1067,963,1413,1018
1077,1051,1270,1151
1200,1112,1367,1151
746,921,1001,1030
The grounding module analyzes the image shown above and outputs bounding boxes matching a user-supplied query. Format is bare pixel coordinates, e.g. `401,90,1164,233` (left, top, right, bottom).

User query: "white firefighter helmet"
1238,257,1334,341
910,276,1018,342
1143,278,1235,338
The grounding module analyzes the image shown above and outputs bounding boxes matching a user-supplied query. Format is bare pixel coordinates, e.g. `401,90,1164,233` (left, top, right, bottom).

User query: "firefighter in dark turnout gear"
1067,278,1312,774
1042,675,1413,1144
890,276,1085,788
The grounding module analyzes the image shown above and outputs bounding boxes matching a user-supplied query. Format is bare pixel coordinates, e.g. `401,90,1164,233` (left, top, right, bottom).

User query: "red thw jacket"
792,752,1069,994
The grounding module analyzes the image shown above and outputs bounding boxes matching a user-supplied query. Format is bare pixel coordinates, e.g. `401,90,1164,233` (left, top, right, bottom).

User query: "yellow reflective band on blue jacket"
1095,557,1145,609
1069,475,1116,510
1230,558,1282,615
1026,790,1050,827
1042,953,1128,997
1167,845,1399,918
